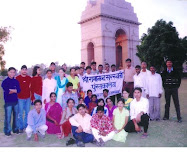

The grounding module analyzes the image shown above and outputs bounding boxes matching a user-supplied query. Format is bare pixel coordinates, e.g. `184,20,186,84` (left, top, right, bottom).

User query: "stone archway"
87,42,94,65
115,29,128,69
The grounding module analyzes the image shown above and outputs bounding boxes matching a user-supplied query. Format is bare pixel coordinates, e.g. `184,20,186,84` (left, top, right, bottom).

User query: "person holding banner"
123,58,136,98
91,61,98,75
98,64,104,74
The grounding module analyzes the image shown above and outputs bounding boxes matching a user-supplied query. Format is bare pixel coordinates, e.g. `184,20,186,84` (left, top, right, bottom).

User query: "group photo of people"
1,58,183,147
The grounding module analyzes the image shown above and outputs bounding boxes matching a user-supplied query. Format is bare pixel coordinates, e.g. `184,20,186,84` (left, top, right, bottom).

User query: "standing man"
111,64,116,72
141,62,151,92
97,64,104,74
49,62,59,78
104,63,110,73
161,59,182,123
125,87,149,138
1,67,21,136
80,62,86,73
91,61,98,75
133,65,146,97
145,66,163,121
123,58,136,98
16,65,31,133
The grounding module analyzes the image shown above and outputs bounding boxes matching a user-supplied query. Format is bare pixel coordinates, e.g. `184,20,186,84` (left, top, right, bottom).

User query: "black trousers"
164,88,181,120
125,114,149,133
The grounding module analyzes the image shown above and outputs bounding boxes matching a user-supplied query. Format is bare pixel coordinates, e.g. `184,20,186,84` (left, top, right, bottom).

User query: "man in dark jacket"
161,59,182,123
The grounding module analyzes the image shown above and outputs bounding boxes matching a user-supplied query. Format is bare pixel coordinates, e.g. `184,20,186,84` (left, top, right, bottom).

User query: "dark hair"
32,66,40,76
150,65,155,69
59,68,65,72
80,67,84,70
98,64,103,68
78,97,83,101
87,89,92,94
103,89,109,93
126,58,131,62
97,98,105,106
91,61,96,65
8,67,16,72
70,67,76,72
50,92,56,98
106,97,112,103
96,106,104,112
166,59,172,63
34,99,42,105
46,69,52,74
21,65,27,70
81,62,85,65
105,63,109,66
91,94,97,99
135,65,141,69
50,62,56,66
117,98,125,104
111,64,116,68
66,82,73,88
75,66,80,71
134,87,142,93
123,89,130,94
86,66,91,70
77,104,86,110
67,98,75,104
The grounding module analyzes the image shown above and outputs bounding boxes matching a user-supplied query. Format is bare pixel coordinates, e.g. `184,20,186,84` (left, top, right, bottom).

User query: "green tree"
136,19,187,73
0,26,12,71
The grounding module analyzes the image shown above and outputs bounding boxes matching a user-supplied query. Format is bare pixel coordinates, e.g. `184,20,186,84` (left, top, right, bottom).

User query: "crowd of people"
1,58,182,147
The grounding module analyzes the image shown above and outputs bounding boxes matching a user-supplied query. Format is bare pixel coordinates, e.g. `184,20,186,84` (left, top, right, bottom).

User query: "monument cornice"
79,13,141,25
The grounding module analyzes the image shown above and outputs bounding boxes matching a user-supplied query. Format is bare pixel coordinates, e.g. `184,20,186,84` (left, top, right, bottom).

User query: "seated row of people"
25,87,149,147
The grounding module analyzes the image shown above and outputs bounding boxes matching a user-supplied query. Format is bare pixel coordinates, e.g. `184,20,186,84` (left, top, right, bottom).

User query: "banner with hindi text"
82,70,124,99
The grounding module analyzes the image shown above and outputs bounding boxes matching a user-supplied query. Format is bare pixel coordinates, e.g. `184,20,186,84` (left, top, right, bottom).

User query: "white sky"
0,0,187,70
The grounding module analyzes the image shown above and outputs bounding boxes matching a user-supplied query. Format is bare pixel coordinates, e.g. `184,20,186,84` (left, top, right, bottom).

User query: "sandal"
141,133,148,139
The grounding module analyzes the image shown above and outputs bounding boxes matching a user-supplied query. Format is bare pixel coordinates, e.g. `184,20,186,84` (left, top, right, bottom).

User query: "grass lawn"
0,79,186,147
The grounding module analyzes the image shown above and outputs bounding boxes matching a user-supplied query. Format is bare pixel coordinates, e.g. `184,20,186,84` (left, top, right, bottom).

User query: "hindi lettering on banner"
82,70,124,99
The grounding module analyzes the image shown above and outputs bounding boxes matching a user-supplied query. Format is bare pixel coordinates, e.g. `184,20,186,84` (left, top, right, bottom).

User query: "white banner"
82,70,124,99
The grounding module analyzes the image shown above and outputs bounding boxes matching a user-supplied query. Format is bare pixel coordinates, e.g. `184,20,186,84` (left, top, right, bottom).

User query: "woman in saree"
45,92,62,135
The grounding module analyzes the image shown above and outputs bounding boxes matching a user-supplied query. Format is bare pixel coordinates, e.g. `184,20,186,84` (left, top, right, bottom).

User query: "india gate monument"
79,0,141,69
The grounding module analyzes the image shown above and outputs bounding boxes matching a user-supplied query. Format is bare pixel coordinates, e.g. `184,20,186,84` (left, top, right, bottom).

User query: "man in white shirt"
91,61,98,75
42,70,56,108
146,66,163,121
125,87,149,138
133,65,146,97
69,104,94,147
141,62,151,91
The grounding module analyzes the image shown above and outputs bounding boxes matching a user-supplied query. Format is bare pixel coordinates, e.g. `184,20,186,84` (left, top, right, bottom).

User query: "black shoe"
156,118,160,121
5,132,11,137
163,117,169,120
178,119,182,123
13,130,20,134
77,141,85,147
66,138,76,146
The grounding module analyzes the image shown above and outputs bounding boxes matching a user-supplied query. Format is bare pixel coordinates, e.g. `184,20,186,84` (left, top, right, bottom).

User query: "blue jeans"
18,98,31,130
71,126,94,143
4,104,19,134
34,93,42,100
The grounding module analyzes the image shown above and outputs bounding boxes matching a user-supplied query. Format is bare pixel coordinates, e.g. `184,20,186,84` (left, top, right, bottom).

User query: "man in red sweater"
16,65,31,133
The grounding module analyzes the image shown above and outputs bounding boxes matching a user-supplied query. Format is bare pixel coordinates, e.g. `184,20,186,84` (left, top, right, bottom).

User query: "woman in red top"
30,66,42,103
88,94,97,114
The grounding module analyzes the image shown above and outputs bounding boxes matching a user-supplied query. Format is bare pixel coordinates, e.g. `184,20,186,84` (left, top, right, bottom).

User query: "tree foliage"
136,19,187,73
0,26,12,70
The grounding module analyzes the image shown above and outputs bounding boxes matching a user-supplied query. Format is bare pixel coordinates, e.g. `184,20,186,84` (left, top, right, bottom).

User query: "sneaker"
77,141,85,147
163,117,169,120
13,130,20,134
66,138,76,146
141,133,148,139
5,132,12,137
178,119,182,123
